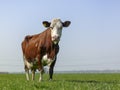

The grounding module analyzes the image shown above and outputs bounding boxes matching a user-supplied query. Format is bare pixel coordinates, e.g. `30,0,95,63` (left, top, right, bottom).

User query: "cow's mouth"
52,37,60,44
53,39,59,44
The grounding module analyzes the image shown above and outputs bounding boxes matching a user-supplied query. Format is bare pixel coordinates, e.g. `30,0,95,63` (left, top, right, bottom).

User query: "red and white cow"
21,18,71,81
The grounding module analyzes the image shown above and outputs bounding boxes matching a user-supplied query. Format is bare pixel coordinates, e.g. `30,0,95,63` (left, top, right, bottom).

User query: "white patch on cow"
50,19,63,44
23,56,32,69
24,60,33,69
23,55,38,69
42,54,54,66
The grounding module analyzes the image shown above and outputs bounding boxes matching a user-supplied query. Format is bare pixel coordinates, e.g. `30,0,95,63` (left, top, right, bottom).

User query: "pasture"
0,73,120,90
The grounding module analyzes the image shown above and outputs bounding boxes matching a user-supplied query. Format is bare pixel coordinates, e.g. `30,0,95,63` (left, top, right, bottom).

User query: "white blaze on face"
50,19,63,44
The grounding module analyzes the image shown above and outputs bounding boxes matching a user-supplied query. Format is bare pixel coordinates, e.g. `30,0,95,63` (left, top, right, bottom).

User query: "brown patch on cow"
21,28,59,70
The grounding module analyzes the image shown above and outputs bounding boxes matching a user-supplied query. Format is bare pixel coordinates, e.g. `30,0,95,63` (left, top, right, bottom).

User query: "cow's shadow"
52,80,117,84
67,80,97,83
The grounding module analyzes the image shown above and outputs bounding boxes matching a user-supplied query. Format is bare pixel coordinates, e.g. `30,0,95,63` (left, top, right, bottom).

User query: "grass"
0,73,120,90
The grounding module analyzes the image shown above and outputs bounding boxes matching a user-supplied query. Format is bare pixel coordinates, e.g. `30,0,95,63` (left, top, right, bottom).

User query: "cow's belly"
24,54,55,69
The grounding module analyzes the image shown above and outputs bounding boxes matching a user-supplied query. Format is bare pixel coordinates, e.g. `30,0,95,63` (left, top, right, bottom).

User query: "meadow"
0,73,120,90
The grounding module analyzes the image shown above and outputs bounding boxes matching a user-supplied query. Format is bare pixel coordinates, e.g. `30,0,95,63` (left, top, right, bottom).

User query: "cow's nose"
53,36,60,40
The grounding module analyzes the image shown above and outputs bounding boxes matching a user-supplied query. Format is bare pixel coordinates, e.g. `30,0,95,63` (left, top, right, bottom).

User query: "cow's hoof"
49,79,52,81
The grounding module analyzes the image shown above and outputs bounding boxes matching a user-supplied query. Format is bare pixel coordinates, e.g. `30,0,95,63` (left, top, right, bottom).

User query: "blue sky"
0,0,120,72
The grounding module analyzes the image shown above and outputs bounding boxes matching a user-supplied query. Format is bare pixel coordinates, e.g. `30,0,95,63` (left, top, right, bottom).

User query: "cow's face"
43,18,71,44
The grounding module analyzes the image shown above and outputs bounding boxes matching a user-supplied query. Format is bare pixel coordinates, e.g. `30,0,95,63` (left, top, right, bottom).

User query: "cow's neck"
48,36,59,59
42,28,59,58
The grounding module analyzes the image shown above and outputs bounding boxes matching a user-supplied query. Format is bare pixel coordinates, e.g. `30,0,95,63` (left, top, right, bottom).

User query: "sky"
0,0,120,72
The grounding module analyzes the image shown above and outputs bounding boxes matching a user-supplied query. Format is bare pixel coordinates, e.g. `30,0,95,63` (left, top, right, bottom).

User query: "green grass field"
0,73,120,90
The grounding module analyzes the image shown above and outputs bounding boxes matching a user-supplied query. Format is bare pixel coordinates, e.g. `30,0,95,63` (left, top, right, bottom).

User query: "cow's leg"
37,55,44,82
49,57,56,80
25,65,30,81
39,70,44,82
23,56,30,81
32,69,35,81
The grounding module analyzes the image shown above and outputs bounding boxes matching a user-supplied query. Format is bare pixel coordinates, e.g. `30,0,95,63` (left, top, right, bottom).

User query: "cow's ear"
62,21,71,27
42,21,50,28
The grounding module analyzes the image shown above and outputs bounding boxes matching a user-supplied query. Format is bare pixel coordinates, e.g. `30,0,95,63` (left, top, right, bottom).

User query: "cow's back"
21,29,52,60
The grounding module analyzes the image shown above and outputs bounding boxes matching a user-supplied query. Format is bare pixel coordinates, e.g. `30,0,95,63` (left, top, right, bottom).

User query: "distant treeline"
0,72,9,74
1,70,120,74
54,70,120,74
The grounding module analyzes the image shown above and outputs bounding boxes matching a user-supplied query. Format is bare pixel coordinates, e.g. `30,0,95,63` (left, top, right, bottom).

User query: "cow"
21,18,71,81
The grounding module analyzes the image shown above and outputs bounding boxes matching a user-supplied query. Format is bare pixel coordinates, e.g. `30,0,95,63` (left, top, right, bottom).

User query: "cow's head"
43,18,71,44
